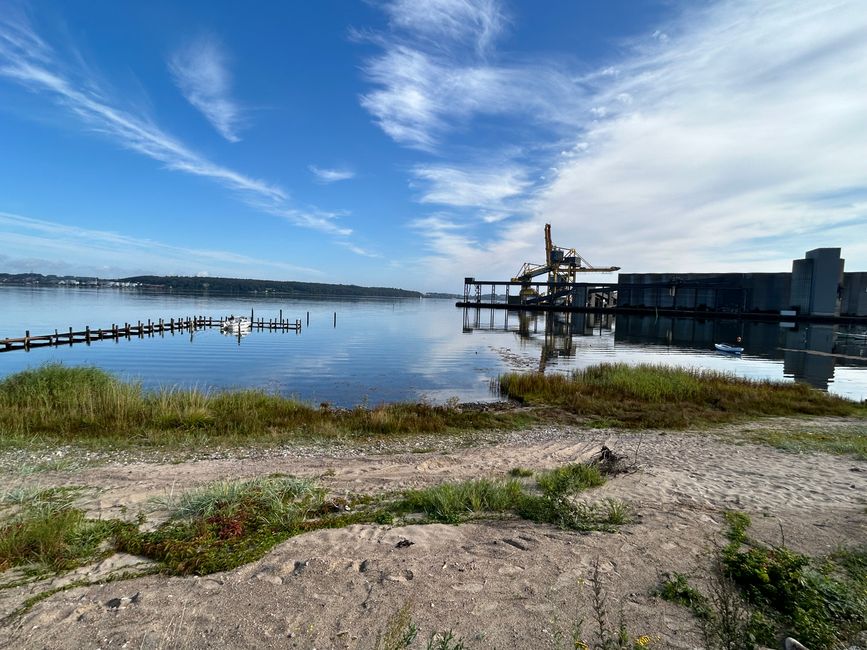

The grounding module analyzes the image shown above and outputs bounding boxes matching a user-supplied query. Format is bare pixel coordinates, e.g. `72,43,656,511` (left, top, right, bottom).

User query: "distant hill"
0,273,100,285
118,275,423,298
0,273,423,298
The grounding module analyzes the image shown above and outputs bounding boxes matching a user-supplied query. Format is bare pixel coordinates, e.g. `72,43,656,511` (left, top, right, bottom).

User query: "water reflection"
461,308,867,396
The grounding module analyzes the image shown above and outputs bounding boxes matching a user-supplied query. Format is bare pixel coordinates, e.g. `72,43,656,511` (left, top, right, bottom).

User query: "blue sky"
1,0,865,292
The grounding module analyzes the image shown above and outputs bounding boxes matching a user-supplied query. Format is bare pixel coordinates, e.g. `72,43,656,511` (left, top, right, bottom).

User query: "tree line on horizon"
0,273,425,298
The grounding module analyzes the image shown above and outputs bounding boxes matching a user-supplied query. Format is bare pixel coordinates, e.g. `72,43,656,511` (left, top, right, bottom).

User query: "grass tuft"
400,479,523,524
0,487,119,574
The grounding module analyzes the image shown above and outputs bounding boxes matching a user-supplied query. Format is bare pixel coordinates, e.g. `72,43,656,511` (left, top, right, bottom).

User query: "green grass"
736,424,867,459
0,487,119,574
498,363,865,429
536,463,606,497
399,478,524,524
0,364,535,448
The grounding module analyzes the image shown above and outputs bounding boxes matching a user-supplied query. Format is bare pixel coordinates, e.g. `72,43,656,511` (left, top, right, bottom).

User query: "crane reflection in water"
461,307,867,393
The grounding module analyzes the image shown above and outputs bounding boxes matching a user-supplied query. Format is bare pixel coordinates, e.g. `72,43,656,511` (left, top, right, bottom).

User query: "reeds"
0,364,527,447
498,363,865,429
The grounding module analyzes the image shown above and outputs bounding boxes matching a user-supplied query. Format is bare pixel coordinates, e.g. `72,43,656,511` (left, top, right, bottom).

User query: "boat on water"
714,343,743,354
220,316,252,333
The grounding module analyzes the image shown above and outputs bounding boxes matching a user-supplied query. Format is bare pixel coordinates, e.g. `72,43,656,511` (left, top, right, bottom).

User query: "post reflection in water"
460,308,867,395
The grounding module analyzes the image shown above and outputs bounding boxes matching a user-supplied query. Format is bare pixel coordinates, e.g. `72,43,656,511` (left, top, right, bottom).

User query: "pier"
0,313,302,353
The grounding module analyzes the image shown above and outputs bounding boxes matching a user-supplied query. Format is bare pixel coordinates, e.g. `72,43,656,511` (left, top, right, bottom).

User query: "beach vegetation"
0,364,534,449
114,459,622,576
0,486,119,575
498,363,865,429
658,512,867,649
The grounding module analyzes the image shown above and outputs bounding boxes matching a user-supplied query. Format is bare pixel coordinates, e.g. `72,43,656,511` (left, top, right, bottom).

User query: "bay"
0,286,865,405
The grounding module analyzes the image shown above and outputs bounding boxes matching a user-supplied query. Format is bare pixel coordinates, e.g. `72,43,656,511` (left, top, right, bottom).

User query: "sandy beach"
1,417,865,649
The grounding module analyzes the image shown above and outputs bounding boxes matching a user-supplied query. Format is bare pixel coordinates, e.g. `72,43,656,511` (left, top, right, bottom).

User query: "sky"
1,0,865,293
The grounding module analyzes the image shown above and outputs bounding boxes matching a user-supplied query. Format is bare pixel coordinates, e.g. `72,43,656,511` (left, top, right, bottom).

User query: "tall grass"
0,364,530,447
498,363,865,429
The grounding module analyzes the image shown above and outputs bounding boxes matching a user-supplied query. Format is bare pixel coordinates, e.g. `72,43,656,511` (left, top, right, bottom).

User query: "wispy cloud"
381,0,867,287
383,0,506,56
169,35,243,142
0,211,324,278
0,12,353,238
359,1,584,151
412,163,531,210
309,165,355,184
0,13,281,201
337,241,380,258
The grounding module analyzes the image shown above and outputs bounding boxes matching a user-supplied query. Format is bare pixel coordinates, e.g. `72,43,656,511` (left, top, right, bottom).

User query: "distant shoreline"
0,273,460,300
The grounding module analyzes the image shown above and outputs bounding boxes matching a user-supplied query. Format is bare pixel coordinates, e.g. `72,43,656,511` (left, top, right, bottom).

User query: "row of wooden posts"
0,309,326,353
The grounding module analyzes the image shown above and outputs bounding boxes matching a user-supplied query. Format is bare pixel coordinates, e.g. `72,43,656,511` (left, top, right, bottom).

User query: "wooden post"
333,312,337,327
85,326,91,343
279,309,283,324
307,311,309,326
251,308,254,322
68,327,73,346
24,330,30,350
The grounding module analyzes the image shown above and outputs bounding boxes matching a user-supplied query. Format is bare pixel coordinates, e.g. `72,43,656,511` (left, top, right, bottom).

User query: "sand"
1,417,865,649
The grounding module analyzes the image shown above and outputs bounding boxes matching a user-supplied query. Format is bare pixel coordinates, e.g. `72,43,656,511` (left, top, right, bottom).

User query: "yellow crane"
512,224,619,305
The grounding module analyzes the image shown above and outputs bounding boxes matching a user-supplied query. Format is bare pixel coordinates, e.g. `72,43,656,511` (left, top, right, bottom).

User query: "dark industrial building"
617,248,867,317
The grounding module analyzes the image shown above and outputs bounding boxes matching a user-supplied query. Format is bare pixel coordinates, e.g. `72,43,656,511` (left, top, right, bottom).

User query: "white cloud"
383,0,506,55
531,0,867,274
412,164,530,210
359,2,584,150
309,165,355,183
169,35,243,142
394,0,867,286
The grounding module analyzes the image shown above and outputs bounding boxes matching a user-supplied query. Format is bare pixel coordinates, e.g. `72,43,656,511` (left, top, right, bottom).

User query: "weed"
536,464,605,497
426,630,467,649
508,467,534,478
655,572,711,621
737,424,867,459
576,559,657,649
660,512,867,649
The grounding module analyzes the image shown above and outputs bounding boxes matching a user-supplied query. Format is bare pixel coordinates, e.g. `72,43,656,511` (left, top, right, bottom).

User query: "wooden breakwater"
0,313,302,353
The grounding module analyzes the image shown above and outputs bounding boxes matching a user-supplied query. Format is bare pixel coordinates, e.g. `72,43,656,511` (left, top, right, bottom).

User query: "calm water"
1,286,866,405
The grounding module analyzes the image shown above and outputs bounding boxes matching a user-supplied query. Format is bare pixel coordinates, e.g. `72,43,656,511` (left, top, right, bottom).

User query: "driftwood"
590,445,636,476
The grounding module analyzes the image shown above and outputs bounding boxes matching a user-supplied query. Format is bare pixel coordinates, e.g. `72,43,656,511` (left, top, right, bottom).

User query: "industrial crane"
512,224,619,305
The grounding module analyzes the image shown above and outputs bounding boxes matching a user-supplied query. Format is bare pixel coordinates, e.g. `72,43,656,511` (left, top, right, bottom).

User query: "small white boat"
221,316,252,333
714,343,743,354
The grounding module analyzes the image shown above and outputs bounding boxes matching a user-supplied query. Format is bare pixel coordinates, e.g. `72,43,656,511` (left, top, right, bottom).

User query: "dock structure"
0,314,302,353
458,278,617,312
